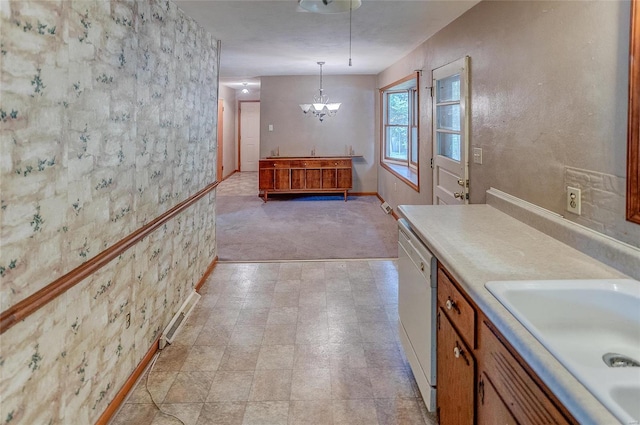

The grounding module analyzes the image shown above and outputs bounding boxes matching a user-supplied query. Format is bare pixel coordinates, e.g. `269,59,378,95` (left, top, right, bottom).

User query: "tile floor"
110,260,437,425
217,172,258,197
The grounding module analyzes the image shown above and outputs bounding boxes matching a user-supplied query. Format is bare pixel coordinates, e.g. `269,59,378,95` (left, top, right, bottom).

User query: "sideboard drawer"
320,159,351,167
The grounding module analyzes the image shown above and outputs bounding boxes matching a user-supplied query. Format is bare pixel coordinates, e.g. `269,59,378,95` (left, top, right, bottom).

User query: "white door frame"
238,100,260,172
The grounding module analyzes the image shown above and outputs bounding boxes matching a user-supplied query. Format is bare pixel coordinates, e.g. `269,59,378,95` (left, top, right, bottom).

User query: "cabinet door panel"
291,169,305,189
306,169,321,189
275,169,290,190
259,169,275,190
337,168,352,189
322,169,337,188
478,372,518,425
437,310,474,425
479,322,572,425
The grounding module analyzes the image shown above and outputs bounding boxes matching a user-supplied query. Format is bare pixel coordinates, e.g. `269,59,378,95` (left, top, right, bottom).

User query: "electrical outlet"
566,186,581,215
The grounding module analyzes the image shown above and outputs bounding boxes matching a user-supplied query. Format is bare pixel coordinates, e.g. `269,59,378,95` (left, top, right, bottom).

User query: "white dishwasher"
397,218,437,411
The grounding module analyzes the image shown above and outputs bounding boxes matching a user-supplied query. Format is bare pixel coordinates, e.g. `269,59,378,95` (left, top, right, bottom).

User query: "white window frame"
380,72,420,191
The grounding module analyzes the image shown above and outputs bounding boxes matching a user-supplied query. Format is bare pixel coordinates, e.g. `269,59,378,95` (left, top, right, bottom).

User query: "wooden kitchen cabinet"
437,265,476,425
478,321,574,425
258,157,352,202
437,309,475,425
436,262,577,425
477,372,518,425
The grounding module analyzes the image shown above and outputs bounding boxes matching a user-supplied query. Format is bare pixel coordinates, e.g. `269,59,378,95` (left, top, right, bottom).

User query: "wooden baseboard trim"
349,192,378,196
195,256,218,292
95,255,217,424
222,170,238,182
95,336,160,425
0,181,219,334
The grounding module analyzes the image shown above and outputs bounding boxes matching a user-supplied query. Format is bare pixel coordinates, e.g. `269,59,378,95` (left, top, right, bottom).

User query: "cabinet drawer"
438,268,475,348
259,160,290,169
479,322,573,425
321,159,351,167
302,160,323,168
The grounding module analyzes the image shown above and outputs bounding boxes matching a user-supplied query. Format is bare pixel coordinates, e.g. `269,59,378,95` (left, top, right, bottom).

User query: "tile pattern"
110,260,438,425
217,172,259,197
0,1,218,423
564,166,639,249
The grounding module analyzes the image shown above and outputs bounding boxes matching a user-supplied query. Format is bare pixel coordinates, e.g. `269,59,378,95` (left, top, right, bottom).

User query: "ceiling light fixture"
241,82,249,94
299,62,341,122
298,0,361,14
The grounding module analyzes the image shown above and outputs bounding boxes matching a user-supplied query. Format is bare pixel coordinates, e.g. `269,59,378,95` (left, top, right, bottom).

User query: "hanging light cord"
349,0,353,66
319,62,324,98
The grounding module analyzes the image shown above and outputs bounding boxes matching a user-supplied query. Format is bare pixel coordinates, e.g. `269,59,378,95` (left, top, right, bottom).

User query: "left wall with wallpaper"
0,1,218,423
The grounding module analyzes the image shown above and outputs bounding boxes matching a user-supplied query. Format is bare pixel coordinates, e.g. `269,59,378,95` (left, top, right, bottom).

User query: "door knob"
454,346,461,358
457,179,465,186
454,192,464,199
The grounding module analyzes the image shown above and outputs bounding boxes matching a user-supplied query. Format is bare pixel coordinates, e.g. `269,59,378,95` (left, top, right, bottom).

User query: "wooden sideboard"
258,157,353,202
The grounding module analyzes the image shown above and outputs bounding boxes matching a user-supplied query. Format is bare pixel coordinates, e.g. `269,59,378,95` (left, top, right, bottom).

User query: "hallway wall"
0,1,218,422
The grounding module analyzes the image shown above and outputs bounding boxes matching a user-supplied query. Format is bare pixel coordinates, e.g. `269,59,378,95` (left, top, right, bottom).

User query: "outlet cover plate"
473,147,483,164
566,186,581,215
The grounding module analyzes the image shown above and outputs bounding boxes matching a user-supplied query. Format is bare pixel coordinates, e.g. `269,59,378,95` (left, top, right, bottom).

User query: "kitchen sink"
485,279,640,424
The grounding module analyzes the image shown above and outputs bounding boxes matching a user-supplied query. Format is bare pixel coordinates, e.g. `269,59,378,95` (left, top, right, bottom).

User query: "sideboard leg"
264,191,268,203
344,191,348,202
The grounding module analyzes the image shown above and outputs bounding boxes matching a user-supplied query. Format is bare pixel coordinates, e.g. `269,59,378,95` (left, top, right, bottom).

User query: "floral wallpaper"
0,1,218,423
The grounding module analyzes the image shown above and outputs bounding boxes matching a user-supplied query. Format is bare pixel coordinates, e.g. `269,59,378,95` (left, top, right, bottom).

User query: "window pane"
437,104,460,131
411,127,418,164
437,74,460,103
437,132,460,162
386,126,408,160
387,92,409,125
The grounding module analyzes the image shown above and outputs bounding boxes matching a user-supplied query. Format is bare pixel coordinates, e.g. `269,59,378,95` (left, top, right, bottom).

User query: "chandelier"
299,62,341,122
298,0,361,14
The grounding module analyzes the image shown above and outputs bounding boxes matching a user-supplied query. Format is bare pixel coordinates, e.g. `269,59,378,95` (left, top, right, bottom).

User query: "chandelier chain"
349,0,353,66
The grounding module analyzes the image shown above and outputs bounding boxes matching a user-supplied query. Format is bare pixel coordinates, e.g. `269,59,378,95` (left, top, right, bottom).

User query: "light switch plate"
473,147,483,164
566,186,581,215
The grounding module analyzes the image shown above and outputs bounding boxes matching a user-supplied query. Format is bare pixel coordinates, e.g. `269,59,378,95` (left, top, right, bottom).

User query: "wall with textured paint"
0,1,218,423
377,0,640,248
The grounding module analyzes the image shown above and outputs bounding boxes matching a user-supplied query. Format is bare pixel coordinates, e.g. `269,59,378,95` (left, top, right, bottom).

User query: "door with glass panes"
432,57,469,205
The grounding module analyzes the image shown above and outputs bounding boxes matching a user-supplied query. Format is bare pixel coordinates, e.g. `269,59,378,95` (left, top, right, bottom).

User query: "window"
380,73,419,190
435,74,461,162
432,57,469,205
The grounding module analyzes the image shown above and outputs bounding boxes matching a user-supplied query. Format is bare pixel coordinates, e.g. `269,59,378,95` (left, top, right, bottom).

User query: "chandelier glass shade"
299,62,341,122
298,0,361,14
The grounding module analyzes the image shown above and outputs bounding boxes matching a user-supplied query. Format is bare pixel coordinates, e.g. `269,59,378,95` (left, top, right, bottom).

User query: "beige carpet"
216,193,398,261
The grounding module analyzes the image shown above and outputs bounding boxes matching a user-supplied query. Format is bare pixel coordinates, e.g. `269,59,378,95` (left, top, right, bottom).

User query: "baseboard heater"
381,201,392,214
159,291,201,349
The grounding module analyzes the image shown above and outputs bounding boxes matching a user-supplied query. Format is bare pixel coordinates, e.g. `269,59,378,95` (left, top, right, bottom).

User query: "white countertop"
398,204,630,425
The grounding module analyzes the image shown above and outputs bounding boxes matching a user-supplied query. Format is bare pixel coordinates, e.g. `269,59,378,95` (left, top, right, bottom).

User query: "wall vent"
159,291,201,349
380,202,392,214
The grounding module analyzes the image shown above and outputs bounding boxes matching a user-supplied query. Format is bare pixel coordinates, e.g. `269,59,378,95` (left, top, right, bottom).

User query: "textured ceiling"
173,0,479,89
